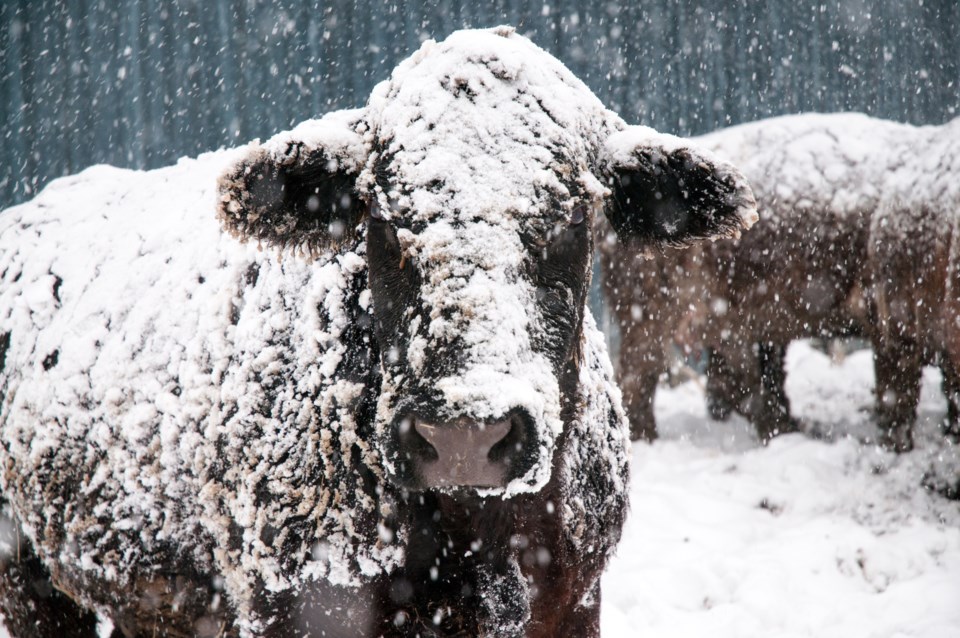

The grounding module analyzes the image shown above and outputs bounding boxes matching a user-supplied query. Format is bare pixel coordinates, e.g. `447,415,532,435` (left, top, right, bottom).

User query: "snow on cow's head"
217,26,757,497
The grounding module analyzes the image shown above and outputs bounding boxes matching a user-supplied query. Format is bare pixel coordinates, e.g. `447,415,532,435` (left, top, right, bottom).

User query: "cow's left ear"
600,126,758,249
217,109,368,254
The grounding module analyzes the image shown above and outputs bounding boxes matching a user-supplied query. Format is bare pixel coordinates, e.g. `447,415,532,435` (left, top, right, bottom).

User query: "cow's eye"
570,205,587,226
369,199,386,221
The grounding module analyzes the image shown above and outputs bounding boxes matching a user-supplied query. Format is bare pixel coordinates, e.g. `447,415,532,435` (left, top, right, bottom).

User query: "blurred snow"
602,340,960,638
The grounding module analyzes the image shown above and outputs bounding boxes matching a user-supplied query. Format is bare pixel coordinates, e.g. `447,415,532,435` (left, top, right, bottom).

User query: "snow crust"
602,341,960,637
260,108,367,173
562,311,631,552
0,150,402,622
361,26,617,224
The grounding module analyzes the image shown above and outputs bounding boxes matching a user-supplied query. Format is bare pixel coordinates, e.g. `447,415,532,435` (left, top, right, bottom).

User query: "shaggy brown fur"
867,200,960,452
603,113,960,451
599,206,869,442
0,503,101,638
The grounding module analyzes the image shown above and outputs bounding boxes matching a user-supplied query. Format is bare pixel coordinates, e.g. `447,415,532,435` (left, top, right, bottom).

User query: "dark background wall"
2,0,958,211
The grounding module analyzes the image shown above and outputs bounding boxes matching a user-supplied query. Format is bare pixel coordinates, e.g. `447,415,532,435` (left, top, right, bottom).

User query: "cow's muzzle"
393,409,537,490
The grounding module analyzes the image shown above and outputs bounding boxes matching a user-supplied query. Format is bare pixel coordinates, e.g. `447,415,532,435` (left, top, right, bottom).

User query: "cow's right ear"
217,109,368,255
599,126,758,252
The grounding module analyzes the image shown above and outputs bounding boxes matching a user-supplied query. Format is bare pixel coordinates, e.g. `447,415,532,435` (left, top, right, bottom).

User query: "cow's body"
0,28,756,636
866,120,960,452
602,113,960,449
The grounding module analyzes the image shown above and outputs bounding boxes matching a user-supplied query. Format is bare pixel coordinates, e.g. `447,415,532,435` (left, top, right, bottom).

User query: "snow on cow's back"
697,113,931,219
0,147,384,595
0,150,254,565
0,152,254,444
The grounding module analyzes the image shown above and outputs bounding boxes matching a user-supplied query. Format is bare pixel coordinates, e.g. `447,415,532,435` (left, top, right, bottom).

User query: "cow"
0,27,756,637
866,119,960,451
601,113,960,450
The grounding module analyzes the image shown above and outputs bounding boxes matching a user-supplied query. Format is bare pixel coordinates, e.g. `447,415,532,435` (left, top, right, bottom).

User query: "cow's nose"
399,412,532,489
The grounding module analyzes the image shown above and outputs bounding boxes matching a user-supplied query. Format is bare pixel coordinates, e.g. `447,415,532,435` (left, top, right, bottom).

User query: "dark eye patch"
369,198,386,221
570,204,587,226
529,214,592,371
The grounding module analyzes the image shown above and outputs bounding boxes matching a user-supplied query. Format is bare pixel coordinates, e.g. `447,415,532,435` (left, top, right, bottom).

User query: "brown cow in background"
868,202,960,451
601,113,960,450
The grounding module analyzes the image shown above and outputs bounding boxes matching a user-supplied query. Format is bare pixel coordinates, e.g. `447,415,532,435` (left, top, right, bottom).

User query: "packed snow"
601,340,960,638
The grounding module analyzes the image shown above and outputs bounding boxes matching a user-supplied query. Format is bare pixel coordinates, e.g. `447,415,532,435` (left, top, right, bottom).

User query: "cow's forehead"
361,27,618,224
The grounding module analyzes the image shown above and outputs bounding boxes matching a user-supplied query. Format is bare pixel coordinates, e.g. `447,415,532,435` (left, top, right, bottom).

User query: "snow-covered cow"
0,28,756,637
602,113,960,450
866,119,960,452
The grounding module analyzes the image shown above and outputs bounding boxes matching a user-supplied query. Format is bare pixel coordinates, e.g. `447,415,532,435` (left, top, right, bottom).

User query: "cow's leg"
941,353,960,442
707,342,764,425
754,342,798,442
550,582,601,638
616,314,668,442
619,362,660,442
0,508,99,638
706,346,744,421
605,251,688,443
874,340,922,452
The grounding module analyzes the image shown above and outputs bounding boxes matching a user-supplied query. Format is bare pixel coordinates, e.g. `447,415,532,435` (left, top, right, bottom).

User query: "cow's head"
217,27,756,496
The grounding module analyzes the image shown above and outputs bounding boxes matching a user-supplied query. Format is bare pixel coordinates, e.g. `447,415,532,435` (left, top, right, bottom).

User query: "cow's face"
217,27,757,497
362,164,598,496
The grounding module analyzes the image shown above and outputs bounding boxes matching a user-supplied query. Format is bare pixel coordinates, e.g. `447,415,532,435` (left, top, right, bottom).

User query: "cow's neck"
375,359,584,636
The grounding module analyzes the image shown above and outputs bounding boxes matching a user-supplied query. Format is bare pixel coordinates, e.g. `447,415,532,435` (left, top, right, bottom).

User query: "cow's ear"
600,126,758,250
217,109,368,254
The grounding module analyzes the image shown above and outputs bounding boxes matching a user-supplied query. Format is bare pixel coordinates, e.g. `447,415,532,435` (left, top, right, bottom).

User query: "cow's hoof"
878,427,914,454
922,471,960,501
707,398,733,421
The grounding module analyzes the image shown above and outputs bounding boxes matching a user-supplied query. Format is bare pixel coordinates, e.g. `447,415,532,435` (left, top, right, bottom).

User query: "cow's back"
695,113,911,339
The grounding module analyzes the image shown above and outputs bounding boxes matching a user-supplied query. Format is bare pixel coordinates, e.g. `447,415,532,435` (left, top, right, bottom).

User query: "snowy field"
601,341,960,638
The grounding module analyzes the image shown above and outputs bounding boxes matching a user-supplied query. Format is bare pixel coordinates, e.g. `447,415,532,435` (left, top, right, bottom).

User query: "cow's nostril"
399,416,439,463
487,413,528,465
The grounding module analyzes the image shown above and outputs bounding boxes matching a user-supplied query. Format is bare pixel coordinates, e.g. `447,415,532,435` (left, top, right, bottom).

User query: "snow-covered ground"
601,341,960,638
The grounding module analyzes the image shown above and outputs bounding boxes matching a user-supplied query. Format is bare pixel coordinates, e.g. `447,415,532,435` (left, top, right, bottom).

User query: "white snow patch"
0,147,399,628
602,340,960,637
